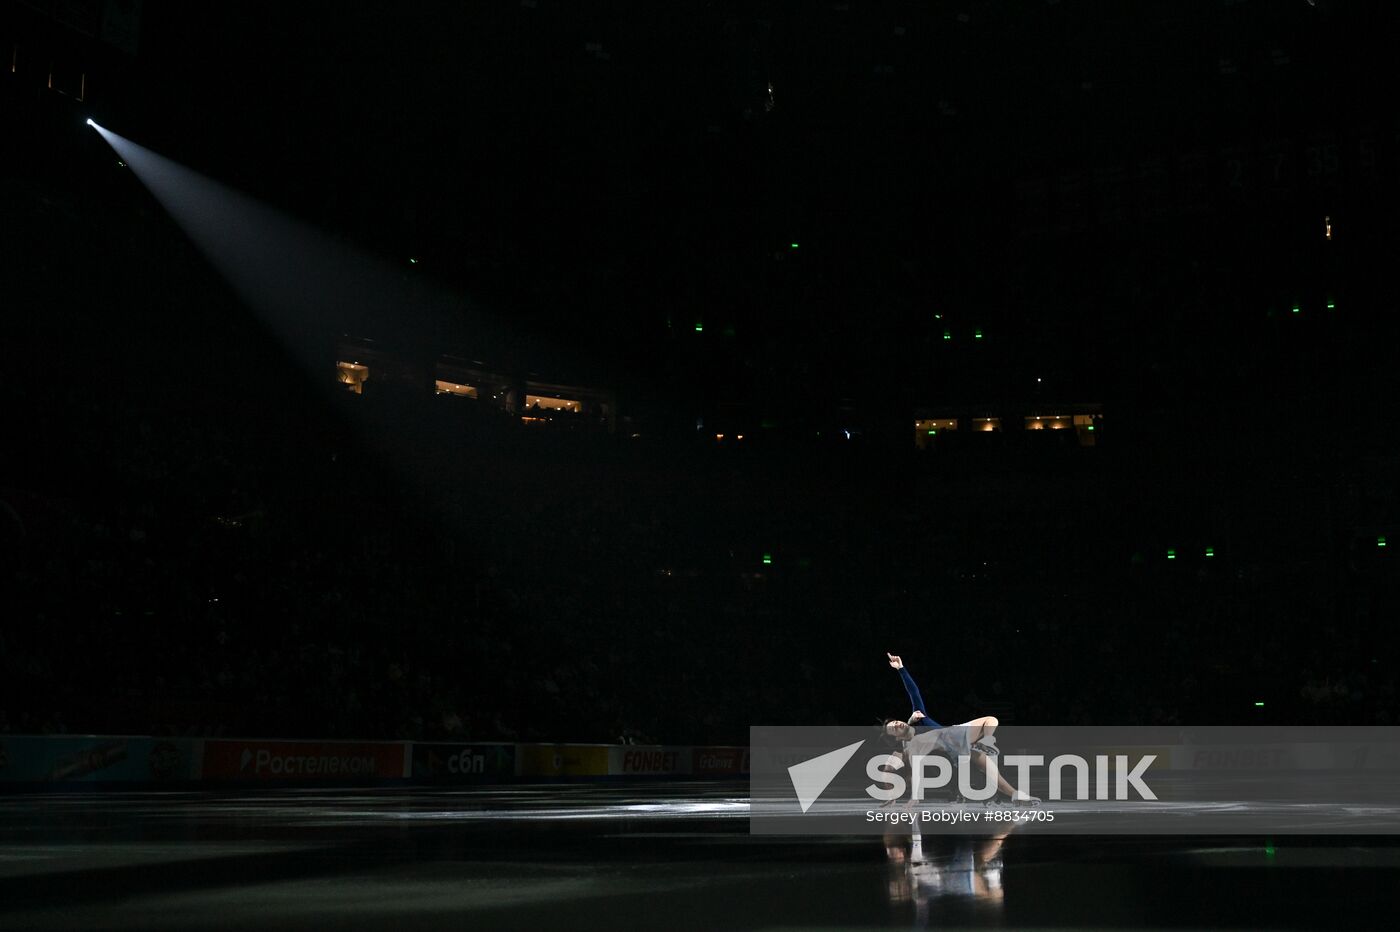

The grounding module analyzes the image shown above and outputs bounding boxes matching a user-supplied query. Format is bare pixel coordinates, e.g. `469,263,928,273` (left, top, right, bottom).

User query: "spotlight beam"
82,123,513,385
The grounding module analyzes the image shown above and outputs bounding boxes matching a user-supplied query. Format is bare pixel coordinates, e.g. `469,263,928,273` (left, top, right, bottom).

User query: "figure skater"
883,653,1038,804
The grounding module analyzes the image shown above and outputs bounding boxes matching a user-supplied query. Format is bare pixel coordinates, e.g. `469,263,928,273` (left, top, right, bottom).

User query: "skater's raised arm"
887,653,940,728
887,653,925,716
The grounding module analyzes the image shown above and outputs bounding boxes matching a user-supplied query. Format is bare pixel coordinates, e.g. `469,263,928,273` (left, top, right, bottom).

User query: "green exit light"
1087,425,1095,431
408,258,419,265
974,329,984,340
762,553,773,565
1291,304,1300,314
1380,536,1388,548
1326,300,1336,309
1166,549,1176,560
1254,701,1266,707
1205,546,1215,558
943,330,951,340
927,429,936,435
695,322,704,332
790,242,800,249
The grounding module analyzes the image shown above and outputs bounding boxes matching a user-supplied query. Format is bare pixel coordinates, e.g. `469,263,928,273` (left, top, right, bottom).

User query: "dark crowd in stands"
4,378,1395,743
4,163,1398,747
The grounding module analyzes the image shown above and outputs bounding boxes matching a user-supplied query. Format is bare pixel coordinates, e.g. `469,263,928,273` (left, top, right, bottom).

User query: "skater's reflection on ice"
884,826,1015,924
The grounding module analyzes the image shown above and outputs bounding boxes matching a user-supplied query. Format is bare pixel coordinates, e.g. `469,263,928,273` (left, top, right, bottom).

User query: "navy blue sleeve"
899,667,942,729
899,667,927,716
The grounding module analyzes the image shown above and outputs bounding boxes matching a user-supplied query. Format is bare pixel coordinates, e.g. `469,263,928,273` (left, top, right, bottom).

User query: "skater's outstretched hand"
887,653,904,670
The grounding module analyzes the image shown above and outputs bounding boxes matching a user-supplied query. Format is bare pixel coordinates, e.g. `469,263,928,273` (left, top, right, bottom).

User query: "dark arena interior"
4,1,1400,929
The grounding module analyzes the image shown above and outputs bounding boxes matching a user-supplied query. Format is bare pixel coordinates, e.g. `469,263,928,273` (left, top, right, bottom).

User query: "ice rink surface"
3,782,1400,930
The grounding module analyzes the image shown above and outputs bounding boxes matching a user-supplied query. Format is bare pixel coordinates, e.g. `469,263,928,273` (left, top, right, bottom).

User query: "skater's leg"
959,715,999,745
970,749,1038,801
969,749,1018,797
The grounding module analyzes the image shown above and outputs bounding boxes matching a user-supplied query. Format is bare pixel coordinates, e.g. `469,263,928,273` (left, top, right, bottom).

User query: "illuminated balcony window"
916,418,958,433
973,417,1001,432
434,380,478,398
1025,415,1070,430
525,394,582,413
336,361,369,394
